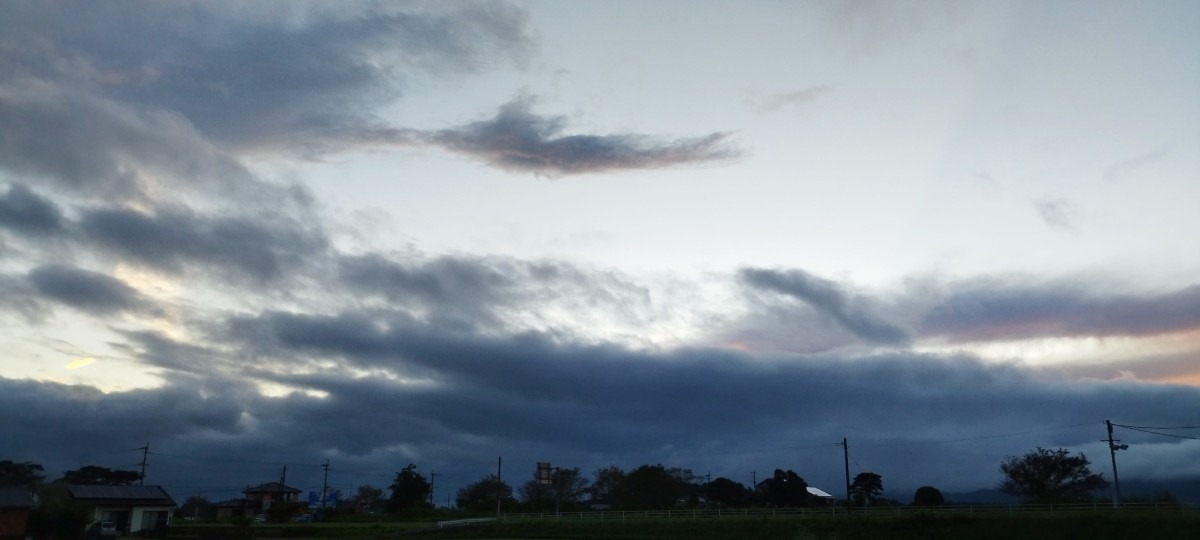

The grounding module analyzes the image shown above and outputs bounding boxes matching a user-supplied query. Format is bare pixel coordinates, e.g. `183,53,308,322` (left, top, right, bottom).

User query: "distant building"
243,482,302,513
213,498,248,519
0,488,36,540
68,485,176,534
806,486,835,500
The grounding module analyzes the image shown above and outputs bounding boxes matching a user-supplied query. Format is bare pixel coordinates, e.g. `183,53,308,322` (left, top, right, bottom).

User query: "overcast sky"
2,0,1199,504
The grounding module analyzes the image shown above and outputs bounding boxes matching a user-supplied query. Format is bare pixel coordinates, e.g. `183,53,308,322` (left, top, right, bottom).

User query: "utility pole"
138,444,150,485
837,438,850,512
495,456,503,516
554,467,562,517
1105,420,1128,509
321,461,330,510
751,471,756,490
279,465,288,513
429,472,436,506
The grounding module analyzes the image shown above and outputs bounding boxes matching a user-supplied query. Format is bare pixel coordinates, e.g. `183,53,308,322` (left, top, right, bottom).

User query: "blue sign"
307,491,340,507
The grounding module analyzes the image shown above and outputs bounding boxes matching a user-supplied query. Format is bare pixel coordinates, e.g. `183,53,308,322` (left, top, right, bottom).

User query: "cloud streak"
28,264,145,315
0,184,64,234
921,280,1200,342
1033,198,1076,230
739,267,910,346
413,97,740,176
79,206,327,284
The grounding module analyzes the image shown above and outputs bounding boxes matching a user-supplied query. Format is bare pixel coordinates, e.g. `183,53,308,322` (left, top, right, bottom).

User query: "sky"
1,0,1199,505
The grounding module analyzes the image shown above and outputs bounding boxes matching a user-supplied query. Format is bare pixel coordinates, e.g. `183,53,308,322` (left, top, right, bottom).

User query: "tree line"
1,445,1128,521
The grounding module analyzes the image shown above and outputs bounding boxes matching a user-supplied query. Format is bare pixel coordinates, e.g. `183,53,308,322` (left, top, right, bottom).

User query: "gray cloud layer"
0,1,533,155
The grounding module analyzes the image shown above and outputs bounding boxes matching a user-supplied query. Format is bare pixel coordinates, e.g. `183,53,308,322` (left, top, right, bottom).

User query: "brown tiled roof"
67,485,177,507
243,482,301,494
0,488,36,509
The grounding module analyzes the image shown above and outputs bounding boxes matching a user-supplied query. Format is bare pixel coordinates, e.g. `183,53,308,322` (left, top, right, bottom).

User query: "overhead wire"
1114,425,1200,441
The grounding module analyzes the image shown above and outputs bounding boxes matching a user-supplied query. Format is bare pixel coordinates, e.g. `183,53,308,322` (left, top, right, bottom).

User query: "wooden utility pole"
321,461,330,509
495,457,503,516
138,444,150,485
1105,420,1127,509
839,438,851,512
429,472,436,506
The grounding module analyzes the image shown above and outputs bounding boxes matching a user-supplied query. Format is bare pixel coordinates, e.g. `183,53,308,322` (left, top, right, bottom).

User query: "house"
242,482,301,513
213,498,248,519
752,479,838,506
806,486,836,503
68,485,176,534
0,488,36,540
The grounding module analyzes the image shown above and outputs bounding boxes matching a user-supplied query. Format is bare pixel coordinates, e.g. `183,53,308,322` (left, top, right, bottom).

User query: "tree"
911,485,944,506
57,465,141,486
179,495,214,520
0,460,45,486
519,467,590,511
998,447,1109,503
612,464,695,510
849,472,884,506
705,477,747,507
353,485,384,513
758,469,811,508
388,464,431,511
588,465,624,505
456,475,516,513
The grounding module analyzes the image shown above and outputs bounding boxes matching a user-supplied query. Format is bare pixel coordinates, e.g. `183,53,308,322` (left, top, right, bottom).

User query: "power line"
1113,423,1200,430
1116,425,1200,440
151,451,323,467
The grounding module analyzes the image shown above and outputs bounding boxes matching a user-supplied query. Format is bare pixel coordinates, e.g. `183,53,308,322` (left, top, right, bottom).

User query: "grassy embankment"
455,512,1200,540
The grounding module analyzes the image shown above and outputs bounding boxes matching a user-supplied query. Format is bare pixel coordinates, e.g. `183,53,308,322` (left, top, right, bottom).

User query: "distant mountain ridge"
933,477,1200,506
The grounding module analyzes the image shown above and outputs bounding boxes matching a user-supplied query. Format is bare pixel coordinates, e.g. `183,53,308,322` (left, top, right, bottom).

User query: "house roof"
68,485,177,507
214,498,246,508
806,486,834,498
243,482,301,494
752,480,836,499
0,488,36,509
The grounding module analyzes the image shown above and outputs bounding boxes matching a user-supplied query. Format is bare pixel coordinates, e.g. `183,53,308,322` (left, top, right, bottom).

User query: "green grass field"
447,512,1200,540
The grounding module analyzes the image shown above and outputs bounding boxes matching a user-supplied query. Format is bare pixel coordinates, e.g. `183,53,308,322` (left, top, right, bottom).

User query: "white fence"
501,502,1193,522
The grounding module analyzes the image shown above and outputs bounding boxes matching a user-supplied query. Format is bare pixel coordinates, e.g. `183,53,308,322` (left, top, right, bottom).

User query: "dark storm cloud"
219,307,1200,459
740,267,910,345
28,264,143,315
0,184,64,234
7,326,1200,499
0,1,532,154
418,97,740,176
922,280,1200,342
0,376,248,462
79,206,327,283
